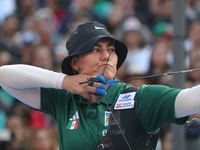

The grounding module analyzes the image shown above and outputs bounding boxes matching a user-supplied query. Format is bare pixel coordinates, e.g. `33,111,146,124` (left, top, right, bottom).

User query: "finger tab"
97,74,106,84
99,83,106,90
95,88,107,96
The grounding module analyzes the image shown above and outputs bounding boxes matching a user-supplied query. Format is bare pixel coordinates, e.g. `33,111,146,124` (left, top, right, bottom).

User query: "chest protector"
95,86,159,150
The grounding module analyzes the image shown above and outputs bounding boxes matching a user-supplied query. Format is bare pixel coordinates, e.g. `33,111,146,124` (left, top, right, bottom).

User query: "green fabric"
39,83,188,150
40,82,126,150
137,84,188,132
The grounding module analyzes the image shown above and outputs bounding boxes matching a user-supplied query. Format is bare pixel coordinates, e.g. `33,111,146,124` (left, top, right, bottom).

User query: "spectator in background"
30,46,53,70
0,50,12,67
143,0,172,30
15,0,37,30
33,5,65,47
25,128,58,150
0,14,19,60
184,20,200,69
17,30,39,64
33,7,58,45
186,0,200,23
146,41,172,85
118,16,152,78
53,42,68,72
187,60,200,86
46,0,69,26
9,100,31,128
9,100,49,133
104,4,125,36
58,0,102,36
153,22,173,48
160,0,173,23
104,0,135,36
0,44,12,67
0,113,30,150
153,21,173,66
145,0,164,29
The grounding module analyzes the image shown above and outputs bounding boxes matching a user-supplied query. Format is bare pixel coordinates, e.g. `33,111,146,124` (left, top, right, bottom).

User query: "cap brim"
62,36,127,75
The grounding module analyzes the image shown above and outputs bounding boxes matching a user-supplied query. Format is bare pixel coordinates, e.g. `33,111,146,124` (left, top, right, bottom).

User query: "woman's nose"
101,50,110,61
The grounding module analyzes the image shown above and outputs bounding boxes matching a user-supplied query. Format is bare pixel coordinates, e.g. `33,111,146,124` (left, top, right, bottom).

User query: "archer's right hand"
62,74,107,100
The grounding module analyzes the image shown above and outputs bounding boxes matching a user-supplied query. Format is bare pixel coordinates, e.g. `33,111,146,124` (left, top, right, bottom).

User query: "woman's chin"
103,73,115,81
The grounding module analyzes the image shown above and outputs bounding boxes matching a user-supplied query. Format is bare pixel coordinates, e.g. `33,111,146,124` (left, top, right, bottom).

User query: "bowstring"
101,0,132,149
101,0,130,76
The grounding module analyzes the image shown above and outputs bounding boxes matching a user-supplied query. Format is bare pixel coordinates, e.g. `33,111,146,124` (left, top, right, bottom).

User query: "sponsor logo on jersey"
122,94,131,99
114,92,136,110
102,111,122,136
108,128,126,135
66,111,79,130
116,103,123,108
105,111,110,126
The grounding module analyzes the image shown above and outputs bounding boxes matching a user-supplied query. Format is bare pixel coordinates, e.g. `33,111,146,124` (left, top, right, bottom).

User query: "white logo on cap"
95,26,105,30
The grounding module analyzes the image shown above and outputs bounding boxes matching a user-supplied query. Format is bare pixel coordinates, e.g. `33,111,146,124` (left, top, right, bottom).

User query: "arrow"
106,68,200,85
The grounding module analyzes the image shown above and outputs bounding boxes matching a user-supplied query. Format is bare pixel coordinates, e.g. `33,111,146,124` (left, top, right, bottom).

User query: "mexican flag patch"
66,111,79,130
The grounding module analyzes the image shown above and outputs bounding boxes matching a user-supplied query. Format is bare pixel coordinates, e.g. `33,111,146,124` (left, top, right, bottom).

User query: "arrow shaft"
118,68,200,83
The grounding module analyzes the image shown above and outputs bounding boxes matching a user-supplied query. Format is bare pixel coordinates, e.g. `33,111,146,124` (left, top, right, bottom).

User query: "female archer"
0,21,199,150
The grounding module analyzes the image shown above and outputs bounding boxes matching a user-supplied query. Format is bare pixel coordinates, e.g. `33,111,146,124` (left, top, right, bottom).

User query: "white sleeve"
0,64,66,109
175,85,200,118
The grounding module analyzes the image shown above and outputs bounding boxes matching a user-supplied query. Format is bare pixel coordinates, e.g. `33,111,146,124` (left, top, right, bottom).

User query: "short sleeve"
39,88,69,117
137,85,189,132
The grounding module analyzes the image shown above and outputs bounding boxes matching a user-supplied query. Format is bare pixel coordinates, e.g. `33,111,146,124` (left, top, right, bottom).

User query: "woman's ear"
71,57,79,71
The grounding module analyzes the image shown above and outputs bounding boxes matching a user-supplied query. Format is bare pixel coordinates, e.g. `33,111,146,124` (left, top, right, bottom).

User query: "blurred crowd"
1,0,200,150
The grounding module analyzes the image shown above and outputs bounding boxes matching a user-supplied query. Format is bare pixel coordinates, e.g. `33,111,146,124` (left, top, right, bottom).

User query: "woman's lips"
99,64,113,68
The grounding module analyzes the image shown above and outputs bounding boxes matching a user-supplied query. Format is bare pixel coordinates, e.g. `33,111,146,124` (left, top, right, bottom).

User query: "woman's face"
189,22,200,43
71,38,118,80
33,129,53,150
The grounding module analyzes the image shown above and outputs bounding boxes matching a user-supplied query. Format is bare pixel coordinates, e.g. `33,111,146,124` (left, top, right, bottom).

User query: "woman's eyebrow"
93,43,115,47
108,43,115,47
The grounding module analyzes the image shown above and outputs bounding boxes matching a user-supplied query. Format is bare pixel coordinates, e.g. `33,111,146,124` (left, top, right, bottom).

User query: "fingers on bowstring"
95,74,107,96
87,74,107,87
97,74,106,84
90,83,107,96
87,74,106,86
87,85,107,96
95,87,107,96
87,74,107,96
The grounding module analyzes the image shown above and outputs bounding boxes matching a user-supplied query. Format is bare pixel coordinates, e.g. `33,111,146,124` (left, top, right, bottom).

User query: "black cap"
61,21,128,75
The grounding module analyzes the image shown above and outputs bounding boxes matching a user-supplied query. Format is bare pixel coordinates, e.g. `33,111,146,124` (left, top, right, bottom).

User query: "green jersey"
39,82,188,150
